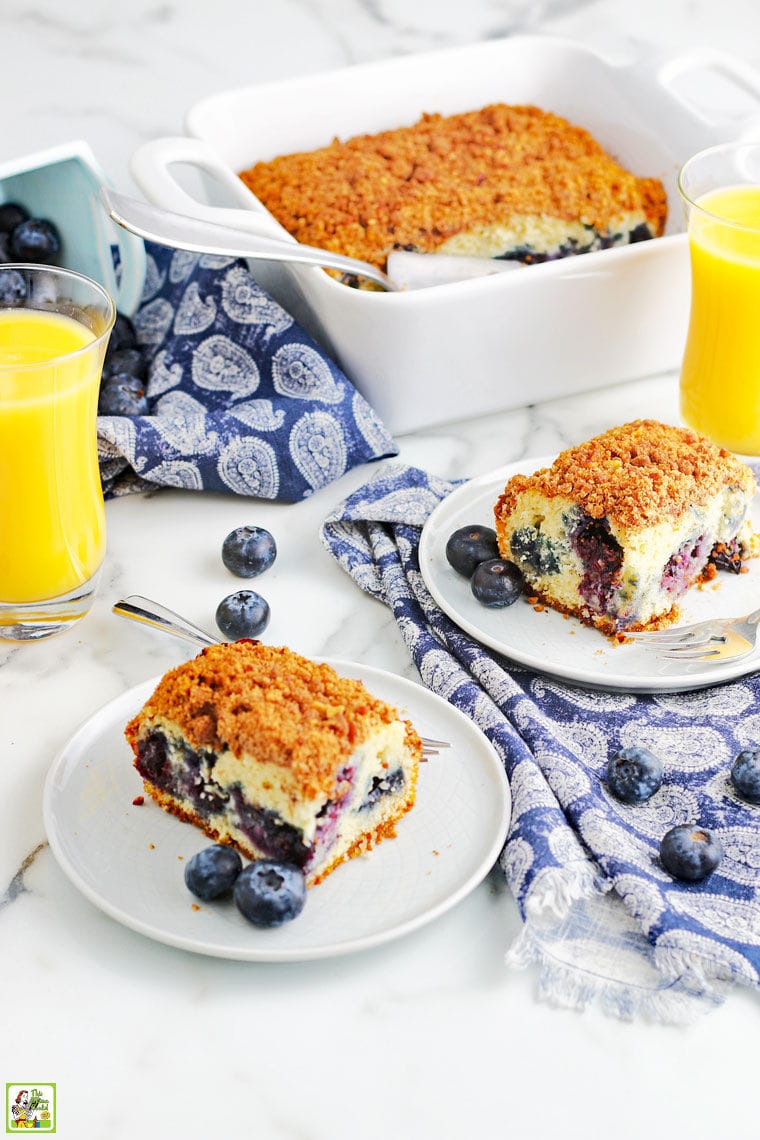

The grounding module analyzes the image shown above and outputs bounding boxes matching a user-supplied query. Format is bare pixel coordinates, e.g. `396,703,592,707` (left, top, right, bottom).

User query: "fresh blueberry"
445,524,500,577
470,558,523,607
731,749,760,804
606,746,663,804
222,525,277,578
0,267,28,306
660,825,722,882
98,374,149,416
102,347,147,381
233,860,306,927
0,232,10,262
0,201,29,234
9,217,61,263
184,844,243,900
510,527,561,574
216,590,270,640
106,311,138,354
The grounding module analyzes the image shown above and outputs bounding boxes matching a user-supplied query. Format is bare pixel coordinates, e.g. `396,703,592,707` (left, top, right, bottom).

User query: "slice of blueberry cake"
125,641,422,886
493,420,757,636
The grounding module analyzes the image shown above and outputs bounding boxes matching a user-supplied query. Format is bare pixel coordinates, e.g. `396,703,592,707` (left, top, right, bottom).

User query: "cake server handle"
101,186,398,292
112,594,219,647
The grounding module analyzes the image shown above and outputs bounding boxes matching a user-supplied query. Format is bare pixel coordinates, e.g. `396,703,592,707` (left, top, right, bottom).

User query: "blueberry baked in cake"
125,641,422,885
493,420,757,635
239,103,667,277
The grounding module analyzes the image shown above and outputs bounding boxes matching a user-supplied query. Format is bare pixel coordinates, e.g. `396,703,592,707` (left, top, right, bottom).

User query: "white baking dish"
130,36,760,434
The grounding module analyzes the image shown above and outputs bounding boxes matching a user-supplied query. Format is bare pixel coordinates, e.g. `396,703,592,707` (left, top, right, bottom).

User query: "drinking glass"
0,264,114,640
679,142,760,455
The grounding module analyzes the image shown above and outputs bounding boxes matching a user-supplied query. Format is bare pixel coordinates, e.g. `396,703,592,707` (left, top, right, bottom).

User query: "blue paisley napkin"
97,243,397,500
321,462,760,1023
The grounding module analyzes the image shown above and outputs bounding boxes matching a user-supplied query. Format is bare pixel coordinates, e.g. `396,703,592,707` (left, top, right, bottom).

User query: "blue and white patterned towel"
97,243,397,500
322,462,760,1022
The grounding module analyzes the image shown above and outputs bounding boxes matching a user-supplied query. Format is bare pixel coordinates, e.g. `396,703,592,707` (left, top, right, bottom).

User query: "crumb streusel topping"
239,103,667,271
495,420,756,531
125,641,419,800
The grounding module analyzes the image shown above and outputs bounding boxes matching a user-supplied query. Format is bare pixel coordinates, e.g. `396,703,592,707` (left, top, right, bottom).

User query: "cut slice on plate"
126,641,422,887
493,420,757,635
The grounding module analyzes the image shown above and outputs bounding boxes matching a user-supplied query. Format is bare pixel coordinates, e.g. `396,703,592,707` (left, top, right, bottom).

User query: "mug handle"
129,137,292,240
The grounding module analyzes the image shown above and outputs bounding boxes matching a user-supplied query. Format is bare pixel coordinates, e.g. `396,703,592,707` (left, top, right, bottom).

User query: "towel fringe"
519,860,608,922
505,865,725,1024
507,922,716,1024
653,946,737,1003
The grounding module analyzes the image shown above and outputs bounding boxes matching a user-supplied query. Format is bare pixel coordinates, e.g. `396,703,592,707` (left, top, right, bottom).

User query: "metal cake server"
101,187,518,293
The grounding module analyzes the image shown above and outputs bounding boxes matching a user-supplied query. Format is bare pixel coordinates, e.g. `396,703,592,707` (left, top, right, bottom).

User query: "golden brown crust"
519,584,681,638
494,420,756,533
239,103,667,270
125,641,422,801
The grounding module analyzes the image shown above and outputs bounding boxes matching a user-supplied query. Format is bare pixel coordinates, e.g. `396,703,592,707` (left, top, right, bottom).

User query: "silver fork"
624,606,760,661
112,595,450,757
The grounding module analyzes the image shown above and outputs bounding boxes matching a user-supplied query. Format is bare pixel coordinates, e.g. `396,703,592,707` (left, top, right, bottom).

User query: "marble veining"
1,843,47,911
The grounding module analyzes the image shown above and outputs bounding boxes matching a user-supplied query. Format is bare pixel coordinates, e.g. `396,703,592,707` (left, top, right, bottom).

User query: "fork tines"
420,736,451,761
623,623,754,662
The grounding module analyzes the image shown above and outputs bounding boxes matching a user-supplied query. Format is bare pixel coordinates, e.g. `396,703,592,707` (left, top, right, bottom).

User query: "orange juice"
680,183,760,454
0,308,106,602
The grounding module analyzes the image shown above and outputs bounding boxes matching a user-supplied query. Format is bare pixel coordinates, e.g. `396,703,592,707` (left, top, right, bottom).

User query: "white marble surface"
3,2,760,1138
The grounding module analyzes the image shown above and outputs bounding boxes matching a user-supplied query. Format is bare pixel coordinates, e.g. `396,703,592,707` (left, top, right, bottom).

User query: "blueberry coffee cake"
125,641,422,885
239,103,667,275
493,420,757,636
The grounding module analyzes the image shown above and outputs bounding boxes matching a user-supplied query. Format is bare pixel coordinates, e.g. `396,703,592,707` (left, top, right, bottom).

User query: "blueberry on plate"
98,375,149,416
0,267,28,306
222,525,277,578
731,749,760,804
184,844,243,900
470,557,523,607
606,745,663,804
233,860,306,927
216,590,270,640
9,217,61,263
660,825,722,882
445,524,500,578
0,231,10,262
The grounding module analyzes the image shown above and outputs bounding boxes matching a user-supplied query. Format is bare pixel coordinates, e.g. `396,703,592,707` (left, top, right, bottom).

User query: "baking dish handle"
654,49,760,133
129,137,292,239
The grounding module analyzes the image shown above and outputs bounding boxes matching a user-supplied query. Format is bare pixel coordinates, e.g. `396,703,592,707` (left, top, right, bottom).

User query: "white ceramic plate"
419,457,760,694
42,659,510,961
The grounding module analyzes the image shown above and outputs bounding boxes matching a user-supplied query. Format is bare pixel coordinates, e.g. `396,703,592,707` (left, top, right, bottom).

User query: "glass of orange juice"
679,142,760,455
0,264,115,640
